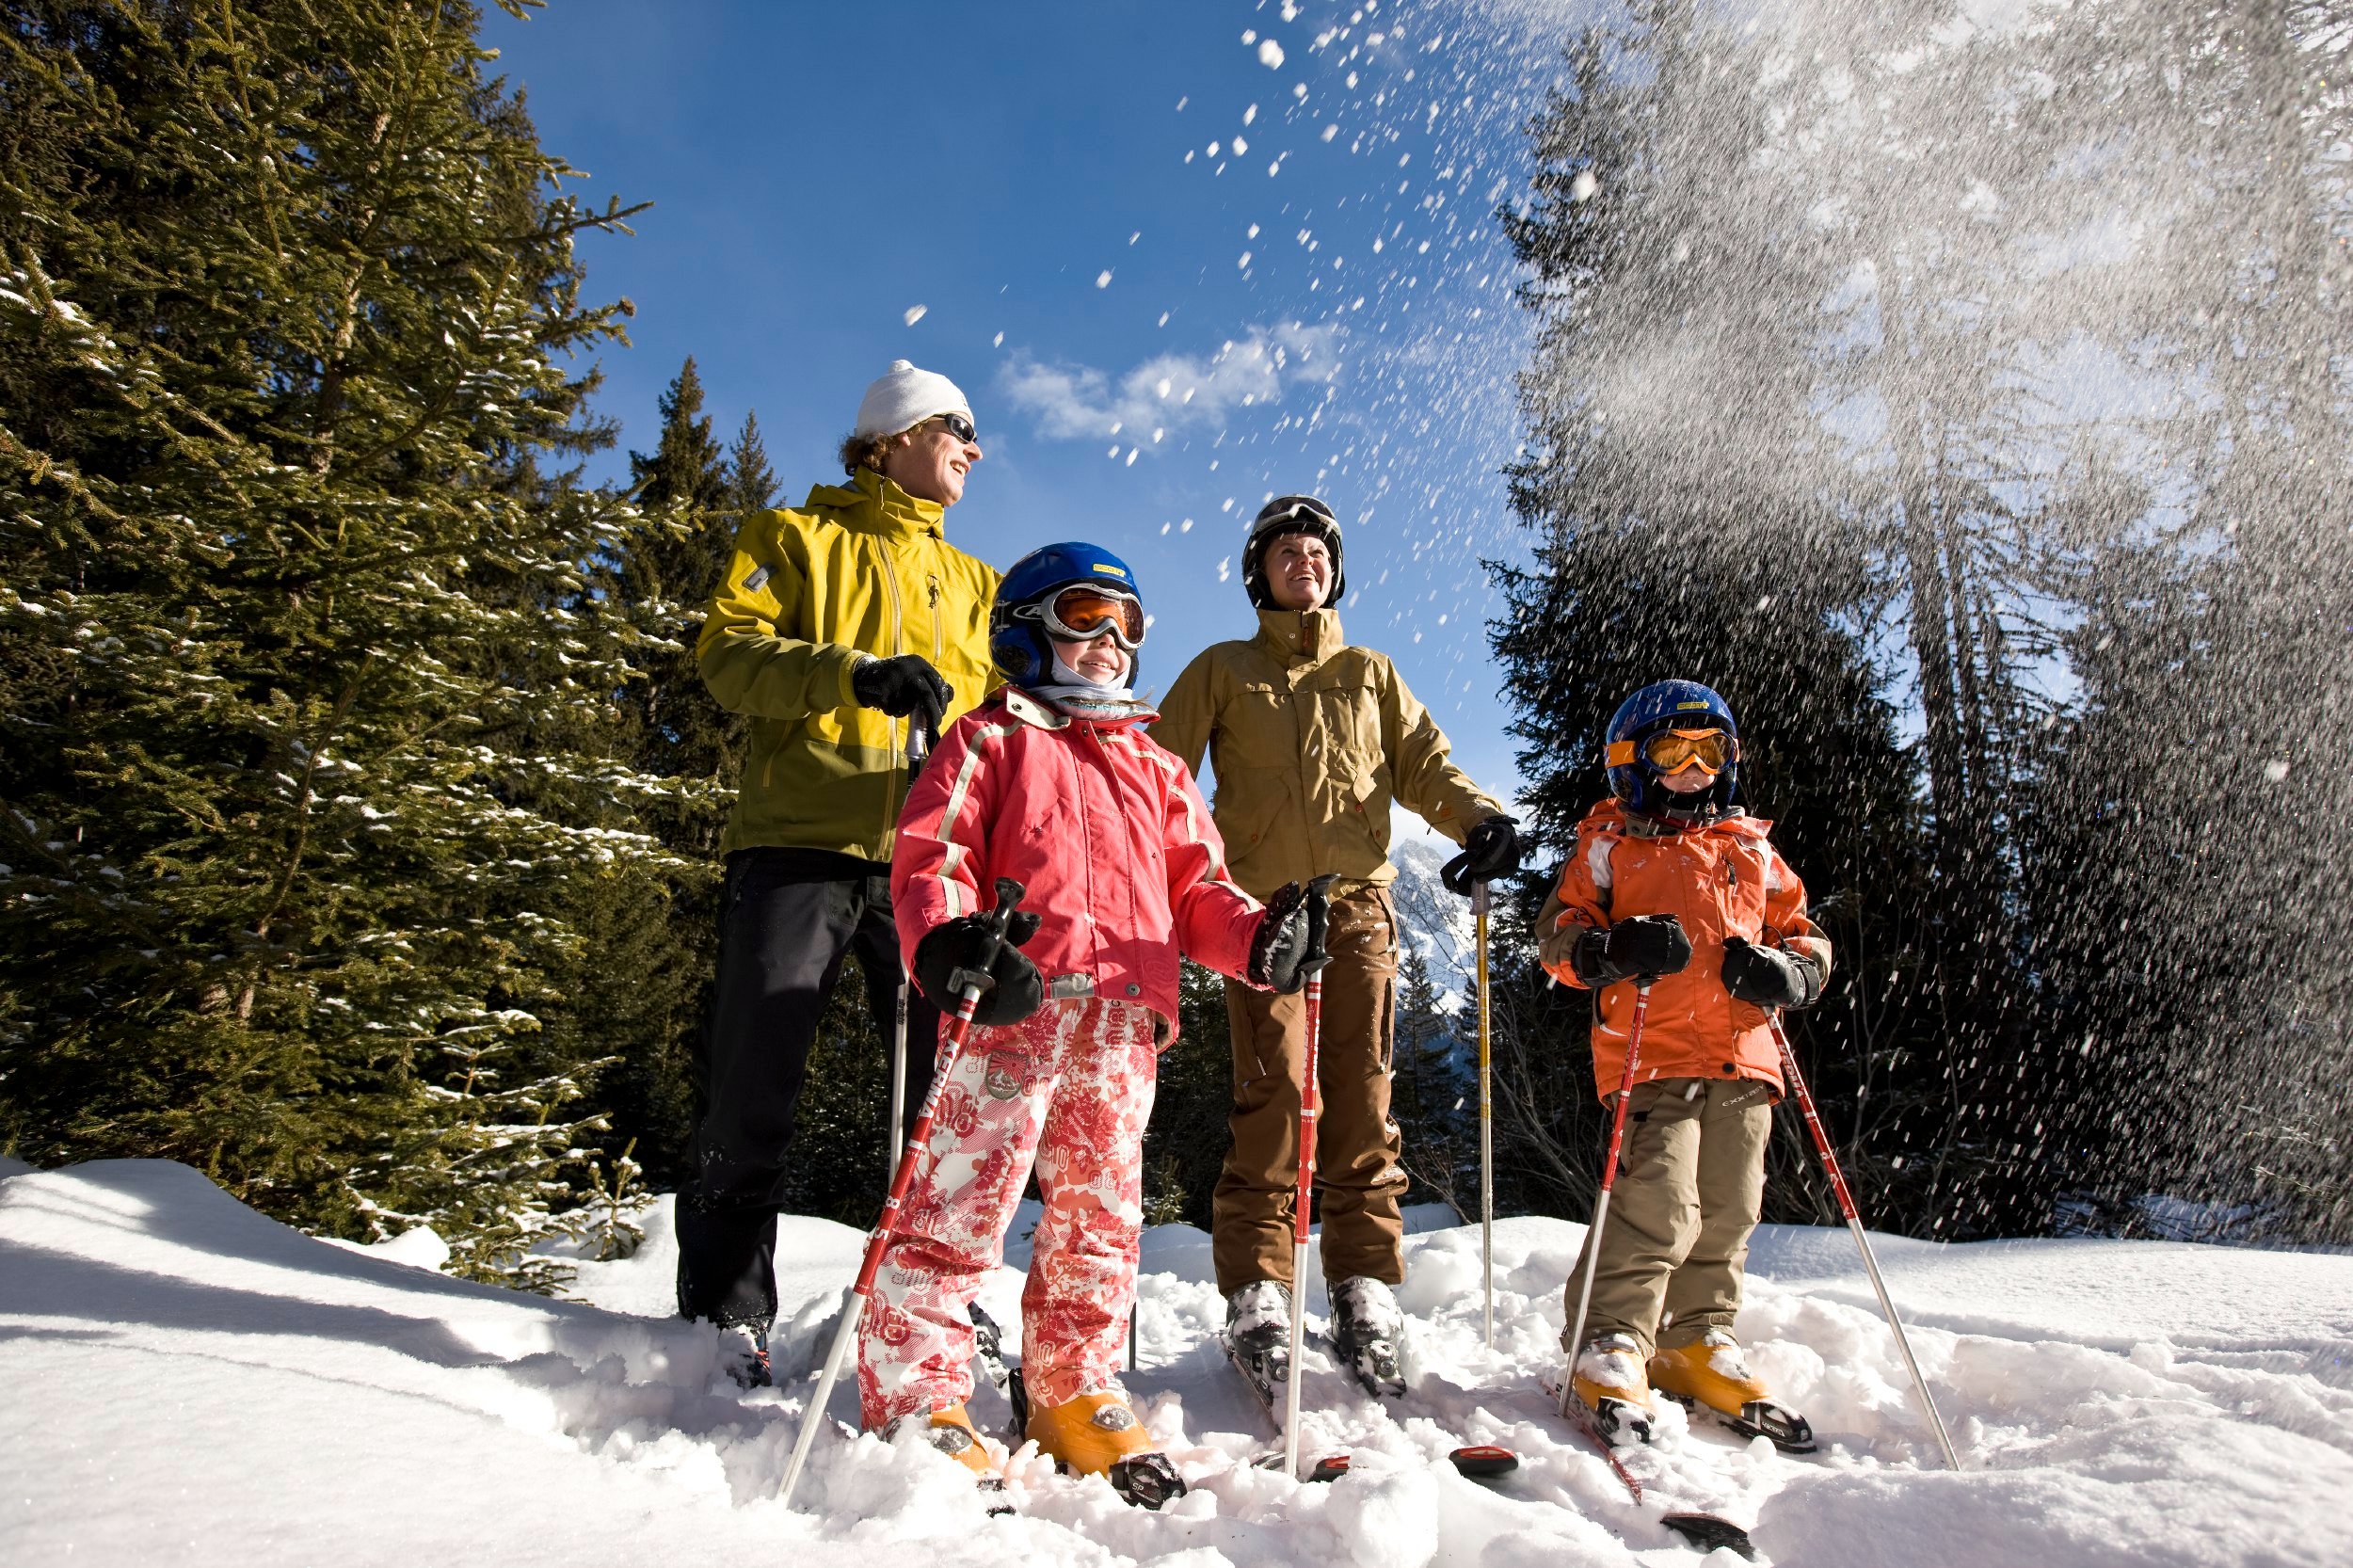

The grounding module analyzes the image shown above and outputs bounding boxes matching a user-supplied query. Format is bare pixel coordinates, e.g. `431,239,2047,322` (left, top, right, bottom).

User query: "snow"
5,1160,2350,1566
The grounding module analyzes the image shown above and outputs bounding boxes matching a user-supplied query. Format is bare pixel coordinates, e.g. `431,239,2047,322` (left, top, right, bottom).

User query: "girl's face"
1053,632,1128,684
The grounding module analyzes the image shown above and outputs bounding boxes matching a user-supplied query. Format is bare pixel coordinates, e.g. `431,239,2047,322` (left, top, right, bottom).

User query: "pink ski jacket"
893,686,1270,1037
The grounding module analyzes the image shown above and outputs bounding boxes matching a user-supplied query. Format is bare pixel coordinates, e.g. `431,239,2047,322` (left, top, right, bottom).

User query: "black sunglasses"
932,412,978,445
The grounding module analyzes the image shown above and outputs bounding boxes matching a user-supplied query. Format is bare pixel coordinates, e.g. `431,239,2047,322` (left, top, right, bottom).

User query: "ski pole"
1283,968,1325,1481
1473,880,1495,1351
885,718,933,1185
1560,979,1653,1418
1768,1014,1961,1470
778,876,1028,1512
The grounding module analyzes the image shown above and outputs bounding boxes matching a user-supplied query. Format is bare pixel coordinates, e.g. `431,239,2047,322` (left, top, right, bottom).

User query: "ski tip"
1446,1444,1519,1478
1251,1449,1349,1482
1659,1512,1756,1560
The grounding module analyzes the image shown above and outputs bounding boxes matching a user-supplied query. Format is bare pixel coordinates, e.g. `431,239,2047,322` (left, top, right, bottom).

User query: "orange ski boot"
1650,1329,1816,1453
889,1401,1002,1480
1026,1389,1188,1510
1571,1332,1656,1447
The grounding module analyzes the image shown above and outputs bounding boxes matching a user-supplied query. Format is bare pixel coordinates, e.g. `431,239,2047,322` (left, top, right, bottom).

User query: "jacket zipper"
880,539,907,849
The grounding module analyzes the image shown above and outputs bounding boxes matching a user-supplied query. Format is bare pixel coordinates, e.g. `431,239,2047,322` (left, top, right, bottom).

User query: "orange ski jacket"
1536,799,1832,1102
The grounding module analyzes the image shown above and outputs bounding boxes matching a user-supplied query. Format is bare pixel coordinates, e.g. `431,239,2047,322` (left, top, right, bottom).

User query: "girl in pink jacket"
862,542,1325,1508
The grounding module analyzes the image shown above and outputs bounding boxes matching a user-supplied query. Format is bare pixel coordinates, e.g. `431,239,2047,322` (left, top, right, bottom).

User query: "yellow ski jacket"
697,469,1000,860
1152,607,1504,899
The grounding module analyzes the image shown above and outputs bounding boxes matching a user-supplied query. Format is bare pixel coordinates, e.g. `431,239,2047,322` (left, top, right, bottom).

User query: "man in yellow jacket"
683,360,1000,1379
1154,495,1522,1400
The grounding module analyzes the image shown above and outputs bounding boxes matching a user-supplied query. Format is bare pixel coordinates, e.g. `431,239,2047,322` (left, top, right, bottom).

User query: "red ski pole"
1560,979,1654,1418
1281,968,1325,1480
779,876,1028,1510
1769,1013,1961,1470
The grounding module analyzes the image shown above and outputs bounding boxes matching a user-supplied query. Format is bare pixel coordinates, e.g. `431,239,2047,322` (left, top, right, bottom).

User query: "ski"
1302,1322,1526,1478
1659,1389,1818,1455
1224,1329,1522,1482
1541,1369,1756,1560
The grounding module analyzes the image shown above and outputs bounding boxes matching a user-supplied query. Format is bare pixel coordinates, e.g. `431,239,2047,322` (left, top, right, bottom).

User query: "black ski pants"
675,846,938,1328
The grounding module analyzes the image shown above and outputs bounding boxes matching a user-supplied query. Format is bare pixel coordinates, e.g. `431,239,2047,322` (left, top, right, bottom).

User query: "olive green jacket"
1153,608,1503,899
697,468,1000,860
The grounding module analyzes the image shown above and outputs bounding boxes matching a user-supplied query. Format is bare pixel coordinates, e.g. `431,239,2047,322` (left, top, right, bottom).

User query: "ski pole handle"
943,877,1028,1019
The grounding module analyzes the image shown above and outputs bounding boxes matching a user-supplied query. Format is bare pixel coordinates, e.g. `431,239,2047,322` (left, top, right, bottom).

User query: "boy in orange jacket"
1536,680,1830,1451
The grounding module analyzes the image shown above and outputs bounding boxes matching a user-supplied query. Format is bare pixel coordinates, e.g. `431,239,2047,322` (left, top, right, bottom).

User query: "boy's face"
1052,632,1128,684
1653,727,1729,793
1660,763,1715,794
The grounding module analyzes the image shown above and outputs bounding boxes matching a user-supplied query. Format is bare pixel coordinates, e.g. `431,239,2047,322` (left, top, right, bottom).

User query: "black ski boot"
1223,1280,1292,1411
1330,1276,1408,1398
717,1320,772,1389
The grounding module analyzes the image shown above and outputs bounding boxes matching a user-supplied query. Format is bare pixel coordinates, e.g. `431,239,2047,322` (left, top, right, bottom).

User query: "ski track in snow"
3,1158,2349,1566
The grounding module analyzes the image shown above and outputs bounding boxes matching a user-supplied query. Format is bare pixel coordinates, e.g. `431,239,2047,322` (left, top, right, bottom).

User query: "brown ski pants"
1563,1076,1775,1358
1212,885,1409,1294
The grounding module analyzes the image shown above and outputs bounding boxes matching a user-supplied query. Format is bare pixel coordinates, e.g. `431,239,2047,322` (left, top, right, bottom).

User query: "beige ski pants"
1564,1076,1775,1358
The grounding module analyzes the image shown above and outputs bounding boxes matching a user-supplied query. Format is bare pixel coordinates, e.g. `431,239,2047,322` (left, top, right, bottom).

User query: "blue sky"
483,0,1589,826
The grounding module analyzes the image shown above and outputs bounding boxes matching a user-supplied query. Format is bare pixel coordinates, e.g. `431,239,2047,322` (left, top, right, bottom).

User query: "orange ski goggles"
1038,584,1146,649
1609,728,1736,775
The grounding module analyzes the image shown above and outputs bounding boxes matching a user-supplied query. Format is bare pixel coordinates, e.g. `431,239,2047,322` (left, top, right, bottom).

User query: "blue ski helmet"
990,542,1146,687
1605,680,1741,824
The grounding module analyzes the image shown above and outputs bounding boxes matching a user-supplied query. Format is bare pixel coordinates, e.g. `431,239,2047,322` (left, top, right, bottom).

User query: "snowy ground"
4,1157,2349,1567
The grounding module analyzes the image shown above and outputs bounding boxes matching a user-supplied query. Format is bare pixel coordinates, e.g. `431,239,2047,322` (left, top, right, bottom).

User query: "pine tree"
1496,1,1965,1235
1391,945,1470,1221
563,358,745,1190
727,409,779,517
0,0,665,1283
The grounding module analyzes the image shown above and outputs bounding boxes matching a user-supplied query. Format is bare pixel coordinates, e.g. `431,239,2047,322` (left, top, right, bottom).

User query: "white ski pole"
886,719,933,1179
1769,1014,1961,1470
778,877,1026,1511
1474,880,1495,1351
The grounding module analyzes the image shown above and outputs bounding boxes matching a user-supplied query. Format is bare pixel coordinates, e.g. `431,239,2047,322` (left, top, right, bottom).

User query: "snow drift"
3,1159,2348,1566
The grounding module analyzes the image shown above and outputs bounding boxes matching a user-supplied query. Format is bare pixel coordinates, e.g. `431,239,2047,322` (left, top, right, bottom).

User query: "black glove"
1249,875,1338,994
1440,815,1522,895
1569,914,1692,985
1721,936,1822,1010
912,909,1045,1026
851,653,952,734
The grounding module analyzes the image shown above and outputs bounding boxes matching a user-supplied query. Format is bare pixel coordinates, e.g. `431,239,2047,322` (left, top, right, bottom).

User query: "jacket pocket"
1213,773,1289,858
1341,765,1392,860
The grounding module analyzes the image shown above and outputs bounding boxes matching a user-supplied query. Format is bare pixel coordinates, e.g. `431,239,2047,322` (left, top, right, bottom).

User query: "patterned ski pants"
856,996,1159,1431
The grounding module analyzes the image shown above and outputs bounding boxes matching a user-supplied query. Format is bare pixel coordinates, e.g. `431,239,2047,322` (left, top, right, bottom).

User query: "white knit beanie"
853,359,972,440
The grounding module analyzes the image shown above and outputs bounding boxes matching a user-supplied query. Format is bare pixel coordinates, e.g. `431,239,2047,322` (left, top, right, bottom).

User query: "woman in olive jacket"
1152,495,1519,1396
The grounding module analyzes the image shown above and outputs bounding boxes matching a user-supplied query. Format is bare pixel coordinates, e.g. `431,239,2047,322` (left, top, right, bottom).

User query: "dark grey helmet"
1241,494,1346,610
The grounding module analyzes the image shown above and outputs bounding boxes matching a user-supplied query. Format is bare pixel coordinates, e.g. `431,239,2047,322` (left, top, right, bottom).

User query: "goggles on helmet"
1257,496,1337,532
1609,728,1735,774
1642,728,1734,774
1027,584,1145,650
